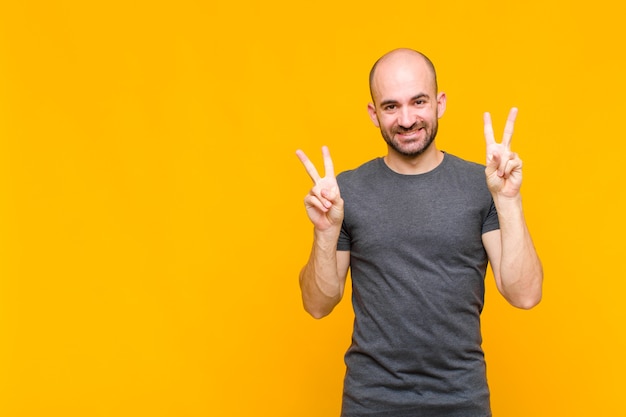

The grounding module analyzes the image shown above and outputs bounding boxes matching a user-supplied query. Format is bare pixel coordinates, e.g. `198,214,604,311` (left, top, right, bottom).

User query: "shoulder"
443,152,486,173
336,158,388,202
337,158,384,184
438,153,492,198
440,153,488,182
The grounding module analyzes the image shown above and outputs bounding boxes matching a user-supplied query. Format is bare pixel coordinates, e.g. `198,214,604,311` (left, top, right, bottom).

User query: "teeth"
397,127,423,135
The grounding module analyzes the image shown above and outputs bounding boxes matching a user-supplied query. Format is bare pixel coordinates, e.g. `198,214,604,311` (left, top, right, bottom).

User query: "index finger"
321,145,335,178
502,107,518,149
295,149,322,183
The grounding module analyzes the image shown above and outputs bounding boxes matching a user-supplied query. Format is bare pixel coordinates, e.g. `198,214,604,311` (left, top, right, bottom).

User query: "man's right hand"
295,146,344,232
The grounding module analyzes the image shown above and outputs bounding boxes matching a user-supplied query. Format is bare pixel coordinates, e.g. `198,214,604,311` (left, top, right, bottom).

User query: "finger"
304,194,330,213
497,151,518,177
486,150,500,176
483,112,495,146
321,186,339,203
322,146,335,178
312,184,334,209
500,153,521,178
502,107,518,149
295,149,322,183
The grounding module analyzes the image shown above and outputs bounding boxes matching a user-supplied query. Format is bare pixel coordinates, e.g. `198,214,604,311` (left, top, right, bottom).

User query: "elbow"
307,309,331,320
506,281,543,310
509,292,542,310
299,276,344,319
303,303,334,319
501,265,544,310
301,292,341,319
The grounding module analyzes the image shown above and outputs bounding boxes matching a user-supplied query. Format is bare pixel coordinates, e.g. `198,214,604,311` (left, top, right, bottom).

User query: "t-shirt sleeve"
482,199,500,234
337,221,351,251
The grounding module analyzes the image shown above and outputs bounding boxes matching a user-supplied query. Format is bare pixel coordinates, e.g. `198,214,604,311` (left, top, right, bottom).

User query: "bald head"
369,49,438,103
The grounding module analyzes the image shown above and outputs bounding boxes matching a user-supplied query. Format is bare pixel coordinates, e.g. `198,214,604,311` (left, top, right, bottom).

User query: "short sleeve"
482,199,500,234
337,221,351,251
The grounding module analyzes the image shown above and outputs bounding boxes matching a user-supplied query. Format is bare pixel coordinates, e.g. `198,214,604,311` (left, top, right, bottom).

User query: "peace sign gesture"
484,107,523,198
295,146,344,232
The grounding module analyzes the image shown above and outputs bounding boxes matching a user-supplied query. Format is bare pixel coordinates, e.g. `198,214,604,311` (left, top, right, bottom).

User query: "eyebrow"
379,99,398,107
379,93,430,107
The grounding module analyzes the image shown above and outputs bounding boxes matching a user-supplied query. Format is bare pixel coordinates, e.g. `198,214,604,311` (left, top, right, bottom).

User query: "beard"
380,120,439,157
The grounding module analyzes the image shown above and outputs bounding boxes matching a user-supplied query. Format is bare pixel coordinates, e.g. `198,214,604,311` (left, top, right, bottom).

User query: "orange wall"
1,1,624,416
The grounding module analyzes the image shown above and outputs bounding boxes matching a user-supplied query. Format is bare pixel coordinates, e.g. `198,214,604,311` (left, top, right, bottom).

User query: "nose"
398,106,416,129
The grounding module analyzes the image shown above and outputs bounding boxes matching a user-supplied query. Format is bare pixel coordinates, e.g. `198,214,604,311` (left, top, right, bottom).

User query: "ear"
367,103,380,127
436,92,447,119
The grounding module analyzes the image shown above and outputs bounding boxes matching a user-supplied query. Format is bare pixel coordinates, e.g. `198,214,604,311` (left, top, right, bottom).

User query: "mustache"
395,123,424,133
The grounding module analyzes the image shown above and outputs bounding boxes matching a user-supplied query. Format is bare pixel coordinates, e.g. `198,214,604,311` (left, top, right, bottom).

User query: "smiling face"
368,50,446,158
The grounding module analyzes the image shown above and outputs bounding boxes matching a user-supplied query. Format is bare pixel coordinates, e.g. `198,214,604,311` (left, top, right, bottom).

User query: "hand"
484,107,523,198
295,146,344,232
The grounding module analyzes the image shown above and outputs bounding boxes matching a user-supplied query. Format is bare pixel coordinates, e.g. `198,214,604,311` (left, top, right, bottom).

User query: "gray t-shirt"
337,153,498,417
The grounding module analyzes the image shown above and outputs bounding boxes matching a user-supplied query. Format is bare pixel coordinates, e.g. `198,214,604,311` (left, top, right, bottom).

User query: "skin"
366,49,446,173
296,48,543,318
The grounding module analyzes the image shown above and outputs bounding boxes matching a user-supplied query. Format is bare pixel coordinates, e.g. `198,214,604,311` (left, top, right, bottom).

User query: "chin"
395,140,433,158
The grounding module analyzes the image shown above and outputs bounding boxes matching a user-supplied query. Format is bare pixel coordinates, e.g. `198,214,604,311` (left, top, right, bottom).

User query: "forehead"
371,56,436,103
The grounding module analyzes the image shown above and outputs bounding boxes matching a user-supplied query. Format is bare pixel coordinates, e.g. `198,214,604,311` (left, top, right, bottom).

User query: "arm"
300,247,350,319
296,146,350,319
482,108,543,309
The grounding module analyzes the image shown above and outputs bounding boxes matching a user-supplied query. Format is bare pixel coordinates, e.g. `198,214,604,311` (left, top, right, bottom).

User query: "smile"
396,128,423,139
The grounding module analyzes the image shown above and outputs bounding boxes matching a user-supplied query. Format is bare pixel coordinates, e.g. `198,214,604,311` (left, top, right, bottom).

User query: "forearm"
494,194,543,309
299,230,344,319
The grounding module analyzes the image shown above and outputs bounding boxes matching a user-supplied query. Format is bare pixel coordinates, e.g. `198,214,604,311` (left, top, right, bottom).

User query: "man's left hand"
484,107,523,198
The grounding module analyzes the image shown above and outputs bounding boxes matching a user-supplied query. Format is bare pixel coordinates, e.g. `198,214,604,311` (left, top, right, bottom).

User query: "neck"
384,145,444,175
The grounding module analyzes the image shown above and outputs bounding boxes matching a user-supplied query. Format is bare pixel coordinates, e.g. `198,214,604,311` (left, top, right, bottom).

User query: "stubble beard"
381,121,439,158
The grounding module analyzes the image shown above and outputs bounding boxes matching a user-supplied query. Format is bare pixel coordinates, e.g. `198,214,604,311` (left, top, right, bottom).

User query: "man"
296,48,543,417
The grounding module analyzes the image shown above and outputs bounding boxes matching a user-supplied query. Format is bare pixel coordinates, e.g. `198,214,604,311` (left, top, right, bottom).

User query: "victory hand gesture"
484,107,523,198
296,146,344,232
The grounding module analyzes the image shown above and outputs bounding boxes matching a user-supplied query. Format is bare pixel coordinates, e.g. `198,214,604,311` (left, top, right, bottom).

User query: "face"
368,55,446,157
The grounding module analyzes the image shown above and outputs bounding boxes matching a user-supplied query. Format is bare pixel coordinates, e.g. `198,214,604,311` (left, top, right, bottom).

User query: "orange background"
1,1,624,415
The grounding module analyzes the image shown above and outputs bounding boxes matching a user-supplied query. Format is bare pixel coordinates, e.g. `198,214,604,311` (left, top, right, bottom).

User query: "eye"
383,104,396,111
415,99,425,105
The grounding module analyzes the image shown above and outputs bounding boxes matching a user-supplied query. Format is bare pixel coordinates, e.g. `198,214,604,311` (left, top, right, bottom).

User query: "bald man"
296,48,543,417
